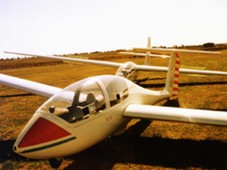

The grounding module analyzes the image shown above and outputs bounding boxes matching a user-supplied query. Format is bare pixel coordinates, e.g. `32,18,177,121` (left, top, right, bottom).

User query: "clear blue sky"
1,0,227,58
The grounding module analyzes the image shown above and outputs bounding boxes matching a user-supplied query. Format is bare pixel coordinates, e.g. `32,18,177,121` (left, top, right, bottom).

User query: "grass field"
0,50,227,169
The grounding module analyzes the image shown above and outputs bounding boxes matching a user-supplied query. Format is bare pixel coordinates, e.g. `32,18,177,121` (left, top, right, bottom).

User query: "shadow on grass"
0,93,34,98
65,119,227,170
140,80,227,88
0,140,27,162
1,120,226,170
135,77,166,84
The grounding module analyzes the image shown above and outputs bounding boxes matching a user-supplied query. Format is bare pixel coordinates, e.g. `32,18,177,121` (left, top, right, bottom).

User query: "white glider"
1,48,227,168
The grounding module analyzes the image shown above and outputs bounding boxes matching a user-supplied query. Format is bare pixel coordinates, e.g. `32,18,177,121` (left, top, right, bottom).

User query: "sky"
0,0,227,59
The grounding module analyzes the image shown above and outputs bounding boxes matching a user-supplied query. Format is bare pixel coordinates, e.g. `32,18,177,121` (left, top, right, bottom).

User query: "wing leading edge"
124,104,227,126
0,74,62,97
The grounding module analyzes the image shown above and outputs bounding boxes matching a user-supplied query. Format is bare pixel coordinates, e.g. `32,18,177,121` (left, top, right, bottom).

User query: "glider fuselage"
13,75,169,159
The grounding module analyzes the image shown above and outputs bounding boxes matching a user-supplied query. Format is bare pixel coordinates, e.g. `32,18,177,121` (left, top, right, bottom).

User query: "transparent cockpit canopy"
37,77,105,123
37,75,129,123
120,62,135,70
116,62,136,77
97,76,129,106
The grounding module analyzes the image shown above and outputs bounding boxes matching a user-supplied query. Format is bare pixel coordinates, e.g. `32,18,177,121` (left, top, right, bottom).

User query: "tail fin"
164,52,180,98
147,36,151,48
144,37,151,65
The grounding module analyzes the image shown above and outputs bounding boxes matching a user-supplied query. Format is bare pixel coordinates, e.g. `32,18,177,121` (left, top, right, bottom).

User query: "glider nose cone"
13,117,71,158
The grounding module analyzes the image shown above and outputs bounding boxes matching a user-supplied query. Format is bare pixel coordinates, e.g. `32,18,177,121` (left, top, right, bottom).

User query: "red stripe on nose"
18,117,70,148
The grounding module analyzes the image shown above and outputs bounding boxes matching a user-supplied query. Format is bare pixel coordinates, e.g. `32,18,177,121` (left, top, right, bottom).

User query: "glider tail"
164,52,180,98
144,37,151,65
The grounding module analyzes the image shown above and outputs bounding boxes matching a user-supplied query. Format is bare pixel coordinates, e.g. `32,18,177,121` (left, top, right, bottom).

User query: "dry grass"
0,50,227,169
0,57,62,70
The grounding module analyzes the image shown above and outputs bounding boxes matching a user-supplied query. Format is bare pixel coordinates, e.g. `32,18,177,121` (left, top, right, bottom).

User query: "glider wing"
124,104,227,126
0,74,62,97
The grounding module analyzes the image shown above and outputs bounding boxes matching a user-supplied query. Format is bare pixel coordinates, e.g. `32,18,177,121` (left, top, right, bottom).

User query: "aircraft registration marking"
105,115,112,122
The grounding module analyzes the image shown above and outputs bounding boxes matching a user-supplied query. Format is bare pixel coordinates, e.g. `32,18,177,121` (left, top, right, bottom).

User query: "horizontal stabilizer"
133,48,222,55
120,52,170,58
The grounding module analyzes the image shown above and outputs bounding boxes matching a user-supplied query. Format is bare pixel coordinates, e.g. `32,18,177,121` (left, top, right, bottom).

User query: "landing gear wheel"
49,158,63,169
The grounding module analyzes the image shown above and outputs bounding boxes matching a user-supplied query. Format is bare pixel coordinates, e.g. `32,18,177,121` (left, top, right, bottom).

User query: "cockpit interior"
38,76,129,123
